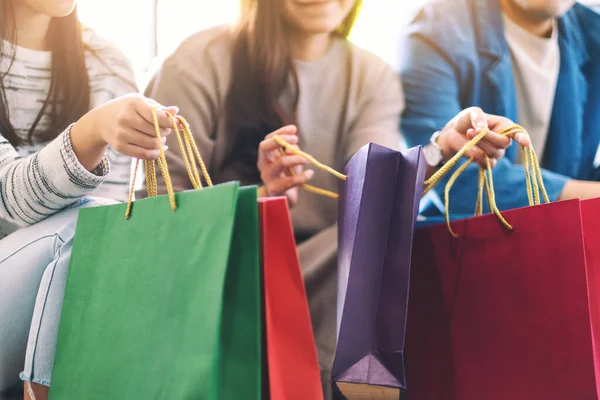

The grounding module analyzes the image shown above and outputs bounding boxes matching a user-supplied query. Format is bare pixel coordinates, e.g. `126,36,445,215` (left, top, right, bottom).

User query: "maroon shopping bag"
406,198,600,399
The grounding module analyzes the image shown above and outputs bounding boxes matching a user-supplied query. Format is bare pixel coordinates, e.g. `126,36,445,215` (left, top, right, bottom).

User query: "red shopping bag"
581,196,600,390
406,125,600,399
259,197,323,400
407,199,600,399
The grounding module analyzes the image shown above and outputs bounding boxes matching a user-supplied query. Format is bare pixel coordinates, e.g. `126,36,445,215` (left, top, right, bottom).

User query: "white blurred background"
78,0,600,90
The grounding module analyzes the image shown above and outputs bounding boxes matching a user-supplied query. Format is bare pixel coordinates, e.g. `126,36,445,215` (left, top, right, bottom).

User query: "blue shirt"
400,0,600,215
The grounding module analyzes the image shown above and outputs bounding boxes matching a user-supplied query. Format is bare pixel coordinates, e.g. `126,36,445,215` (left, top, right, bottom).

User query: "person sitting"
0,1,180,398
400,0,600,214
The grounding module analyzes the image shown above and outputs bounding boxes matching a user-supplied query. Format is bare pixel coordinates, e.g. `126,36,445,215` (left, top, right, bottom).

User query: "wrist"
73,112,106,149
435,129,454,161
423,130,446,169
70,115,109,172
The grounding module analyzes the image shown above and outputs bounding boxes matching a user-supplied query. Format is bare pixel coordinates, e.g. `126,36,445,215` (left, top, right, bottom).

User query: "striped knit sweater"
0,29,136,236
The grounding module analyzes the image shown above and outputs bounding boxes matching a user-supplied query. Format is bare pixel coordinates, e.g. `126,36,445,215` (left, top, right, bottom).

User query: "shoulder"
345,39,396,80
163,25,233,79
408,0,475,35
404,0,478,58
570,3,600,48
573,2,600,23
82,27,137,95
342,39,401,100
146,25,233,111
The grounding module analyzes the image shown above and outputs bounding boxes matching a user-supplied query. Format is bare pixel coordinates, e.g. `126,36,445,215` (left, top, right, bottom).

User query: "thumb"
514,131,532,147
164,106,181,129
164,106,179,116
146,98,179,117
453,107,488,137
266,125,298,139
468,107,488,132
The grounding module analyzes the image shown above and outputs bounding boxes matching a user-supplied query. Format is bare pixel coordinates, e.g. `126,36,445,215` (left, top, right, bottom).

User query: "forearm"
0,127,108,226
69,116,108,171
559,180,600,201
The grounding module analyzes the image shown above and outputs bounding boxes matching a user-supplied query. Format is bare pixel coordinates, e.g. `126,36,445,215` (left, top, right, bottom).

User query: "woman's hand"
257,125,314,206
436,107,531,168
70,94,178,171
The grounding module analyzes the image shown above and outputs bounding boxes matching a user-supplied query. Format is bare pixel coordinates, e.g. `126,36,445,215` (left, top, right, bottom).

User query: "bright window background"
77,0,600,89
77,0,426,89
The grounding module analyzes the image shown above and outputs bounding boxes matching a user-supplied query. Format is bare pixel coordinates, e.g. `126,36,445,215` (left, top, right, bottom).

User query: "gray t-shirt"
503,14,560,163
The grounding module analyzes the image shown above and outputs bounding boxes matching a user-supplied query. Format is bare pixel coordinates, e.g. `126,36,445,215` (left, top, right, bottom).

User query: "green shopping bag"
50,110,261,399
50,183,261,399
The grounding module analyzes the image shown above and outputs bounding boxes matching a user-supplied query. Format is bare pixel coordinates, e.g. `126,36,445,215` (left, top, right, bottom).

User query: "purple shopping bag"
332,144,426,399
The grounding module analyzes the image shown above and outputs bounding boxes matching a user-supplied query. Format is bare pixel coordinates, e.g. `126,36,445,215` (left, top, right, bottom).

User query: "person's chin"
535,3,574,19
45,0,77,18
524,8,560,21
296,19,343,35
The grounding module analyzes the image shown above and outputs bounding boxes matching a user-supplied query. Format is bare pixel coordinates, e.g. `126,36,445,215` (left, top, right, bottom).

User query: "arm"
341,55,525,187
399,35,568,213
0,127,108,228
0,63,178,230
558,180,600,201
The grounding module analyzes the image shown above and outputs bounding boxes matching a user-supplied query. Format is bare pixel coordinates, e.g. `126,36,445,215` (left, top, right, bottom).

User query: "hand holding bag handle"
125,108,213,219
134,113,545,238
271,135,347,199
423,124,549,237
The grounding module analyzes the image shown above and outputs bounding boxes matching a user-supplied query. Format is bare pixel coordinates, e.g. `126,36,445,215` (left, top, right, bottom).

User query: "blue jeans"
0,197,115,390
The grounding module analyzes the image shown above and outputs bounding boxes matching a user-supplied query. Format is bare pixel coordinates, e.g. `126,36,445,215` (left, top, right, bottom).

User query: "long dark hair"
223,0,362,182
0,0,90,147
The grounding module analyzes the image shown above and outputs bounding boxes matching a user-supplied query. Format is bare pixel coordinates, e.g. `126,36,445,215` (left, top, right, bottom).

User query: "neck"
11,2,52,51
500,0,554,38
289,31,332,62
